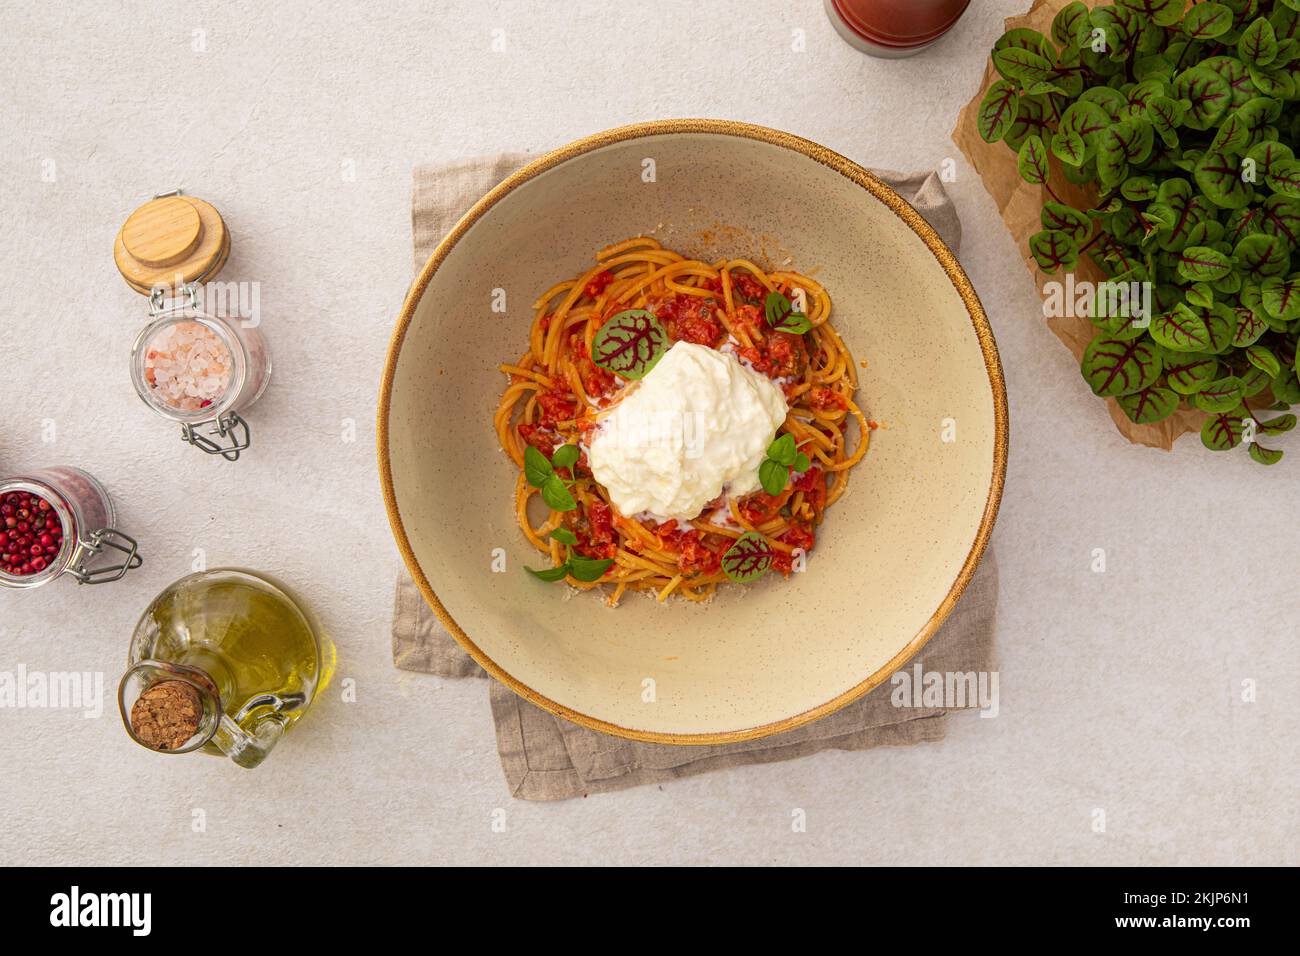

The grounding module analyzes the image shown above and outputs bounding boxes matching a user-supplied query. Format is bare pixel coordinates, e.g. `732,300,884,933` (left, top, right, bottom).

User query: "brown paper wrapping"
951,0,1204,449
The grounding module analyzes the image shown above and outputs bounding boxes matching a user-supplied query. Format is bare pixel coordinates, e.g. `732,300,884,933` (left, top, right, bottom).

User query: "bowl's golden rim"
377,118,1008,745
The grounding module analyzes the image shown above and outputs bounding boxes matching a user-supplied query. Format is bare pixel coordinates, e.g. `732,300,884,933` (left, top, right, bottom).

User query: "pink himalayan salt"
143,321,233,412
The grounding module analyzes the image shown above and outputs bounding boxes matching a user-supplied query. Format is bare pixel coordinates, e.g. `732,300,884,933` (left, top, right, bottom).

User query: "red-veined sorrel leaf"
591,309,669,380
1175,246,1233,282
1165,354,1221,394
1246,344,1281,378
1249,443,1283,465
1261,276,1300,320
1261,195,1300,247
1194,150,1254,208
1259,414,1297,436
1175,66,1232,129
720,532,776,584
763,290,812,334
1234,234,1290,279
978,79,1019,143
1117,0,1182,27
1081,335,1163,397
1151,305,1212,352
1193,376,1245,413
1231,307,1268,347
1238,17,1278,68
1041,201,1091,240
1017,134,1051,185
1268,158,1300,197
1247,141,1294,179
992,46,1055,85
1200,409,1246,450
1117,386,1180,424
1029,229,1079,271
1182,2,1233,40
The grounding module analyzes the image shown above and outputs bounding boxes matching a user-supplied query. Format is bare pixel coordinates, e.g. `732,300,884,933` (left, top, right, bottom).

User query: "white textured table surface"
1,0,1295,866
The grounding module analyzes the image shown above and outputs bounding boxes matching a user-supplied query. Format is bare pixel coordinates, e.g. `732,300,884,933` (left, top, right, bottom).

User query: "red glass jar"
825,0,971,57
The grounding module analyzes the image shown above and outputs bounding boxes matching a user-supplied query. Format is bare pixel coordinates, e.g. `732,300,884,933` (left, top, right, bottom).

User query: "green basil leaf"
525,563,571,583
1081,334,1164,396
792,453,811,473
759,458,789,496
549,527,578,546
591,309,670,380
766,432,796,465
568,555,614,582
550,443,580,469
720,532,776,584
540,474,577,511
524,444,554,488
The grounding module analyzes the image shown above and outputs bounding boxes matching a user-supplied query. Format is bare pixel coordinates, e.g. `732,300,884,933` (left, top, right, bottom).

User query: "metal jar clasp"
181,412,251,462
69,529,144,585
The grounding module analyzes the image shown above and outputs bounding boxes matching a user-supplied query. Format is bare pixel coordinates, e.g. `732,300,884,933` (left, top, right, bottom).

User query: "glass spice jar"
114,189,272,461
129,302,271,461
0,466,142,589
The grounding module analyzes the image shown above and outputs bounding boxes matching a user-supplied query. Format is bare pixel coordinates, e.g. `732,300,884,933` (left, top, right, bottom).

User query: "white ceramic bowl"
379,120,1006,744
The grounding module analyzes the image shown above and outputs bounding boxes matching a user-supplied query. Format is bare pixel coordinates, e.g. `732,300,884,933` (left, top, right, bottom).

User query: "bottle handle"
210,693,303,769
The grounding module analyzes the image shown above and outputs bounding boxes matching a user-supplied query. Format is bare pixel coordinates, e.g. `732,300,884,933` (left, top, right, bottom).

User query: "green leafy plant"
591,309,669,379
980,0,1300,463
720,532,776,583
525,527,614,583
524,443,581,511
764,290,813,334
758,432,812,495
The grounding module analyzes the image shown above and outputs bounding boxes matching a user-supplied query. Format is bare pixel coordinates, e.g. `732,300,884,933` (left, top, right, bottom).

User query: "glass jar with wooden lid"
115,190,272,461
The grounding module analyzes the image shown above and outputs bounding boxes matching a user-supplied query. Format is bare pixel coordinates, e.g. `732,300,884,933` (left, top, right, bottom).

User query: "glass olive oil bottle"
119,569,324,769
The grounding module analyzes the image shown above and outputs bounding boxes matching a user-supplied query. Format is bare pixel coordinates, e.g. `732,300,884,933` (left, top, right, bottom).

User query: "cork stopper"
130,680,203,751
114,192,230,295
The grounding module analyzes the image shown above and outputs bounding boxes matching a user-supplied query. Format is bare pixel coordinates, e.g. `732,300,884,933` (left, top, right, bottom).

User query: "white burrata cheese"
588,341,788,522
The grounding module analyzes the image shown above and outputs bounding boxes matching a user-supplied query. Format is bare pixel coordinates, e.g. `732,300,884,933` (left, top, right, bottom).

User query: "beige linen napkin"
395,154,998,800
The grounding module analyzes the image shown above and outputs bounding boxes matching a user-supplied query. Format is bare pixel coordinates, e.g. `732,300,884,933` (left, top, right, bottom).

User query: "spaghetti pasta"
495,237,870,605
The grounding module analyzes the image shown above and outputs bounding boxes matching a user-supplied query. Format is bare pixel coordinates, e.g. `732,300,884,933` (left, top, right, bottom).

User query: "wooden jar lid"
114,193,230,295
